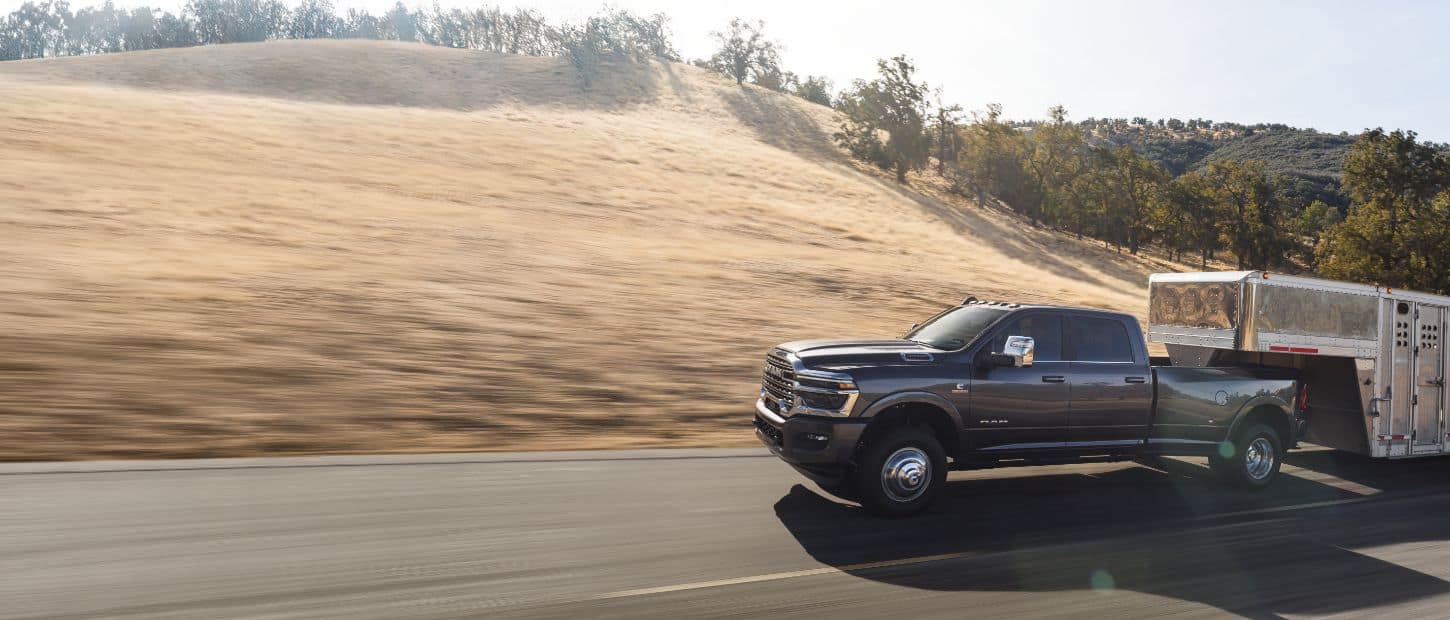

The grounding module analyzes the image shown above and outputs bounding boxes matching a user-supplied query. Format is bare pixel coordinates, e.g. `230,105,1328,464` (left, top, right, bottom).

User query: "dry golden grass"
1,40,1192,460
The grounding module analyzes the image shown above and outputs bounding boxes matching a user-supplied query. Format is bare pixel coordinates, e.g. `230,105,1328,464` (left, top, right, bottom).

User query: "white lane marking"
1195,496,1379,521
592,552,979,600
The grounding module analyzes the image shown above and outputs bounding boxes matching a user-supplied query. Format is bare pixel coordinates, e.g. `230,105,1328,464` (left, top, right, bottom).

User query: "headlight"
797,376,858,391
793,370,859,416
798,391,851,410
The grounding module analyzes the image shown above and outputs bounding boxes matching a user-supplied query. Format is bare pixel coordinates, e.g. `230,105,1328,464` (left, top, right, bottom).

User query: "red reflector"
1268,345,1319,354
1378,435,1406,441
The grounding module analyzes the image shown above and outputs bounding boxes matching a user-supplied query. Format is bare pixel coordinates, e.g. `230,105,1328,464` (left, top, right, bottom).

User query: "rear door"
1067,315,1152,449
1412,304,1446,454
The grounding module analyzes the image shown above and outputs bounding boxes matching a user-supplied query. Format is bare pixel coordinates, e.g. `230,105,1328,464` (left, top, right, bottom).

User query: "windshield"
905,306,1011,350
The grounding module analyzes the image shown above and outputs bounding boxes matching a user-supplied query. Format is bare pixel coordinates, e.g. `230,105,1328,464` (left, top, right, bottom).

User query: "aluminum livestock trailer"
1149,270,1450,459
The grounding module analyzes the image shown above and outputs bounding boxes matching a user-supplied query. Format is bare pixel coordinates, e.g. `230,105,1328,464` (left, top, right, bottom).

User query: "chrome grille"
762,352,795,411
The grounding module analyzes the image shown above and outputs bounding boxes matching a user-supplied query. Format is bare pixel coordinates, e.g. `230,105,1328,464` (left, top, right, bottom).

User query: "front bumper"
754,398,866,485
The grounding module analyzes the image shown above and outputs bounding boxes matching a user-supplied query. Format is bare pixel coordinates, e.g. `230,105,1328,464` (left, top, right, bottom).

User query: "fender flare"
1226,395,1295,444
860,391,965,431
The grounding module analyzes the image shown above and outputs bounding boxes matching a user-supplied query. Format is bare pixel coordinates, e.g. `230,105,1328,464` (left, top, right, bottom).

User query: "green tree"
1093,146,1165,254
930,92,962,176
1151,177,1196,263
1202,160,1292,269
1295,199,1340,263
340,7,383,39
957,103,1032,207
707,18,778,86
288,0,338,39
791,74,832,106
384,1,415,42
833,55,931,183
1023,105,1083,225
187,0,287,44
1319,129,1450,284
1165,171,1223,268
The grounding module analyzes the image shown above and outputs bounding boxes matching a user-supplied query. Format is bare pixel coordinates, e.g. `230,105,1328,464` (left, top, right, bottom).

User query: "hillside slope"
1,40,1183,459
1098,124,1355,209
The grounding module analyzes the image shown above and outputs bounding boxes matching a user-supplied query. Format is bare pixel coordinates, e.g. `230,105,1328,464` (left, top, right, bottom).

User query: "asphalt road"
7,447,1450,619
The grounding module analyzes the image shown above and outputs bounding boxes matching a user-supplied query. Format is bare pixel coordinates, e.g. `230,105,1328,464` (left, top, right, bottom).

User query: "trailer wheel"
1211,423,1281,490
854,426,947,517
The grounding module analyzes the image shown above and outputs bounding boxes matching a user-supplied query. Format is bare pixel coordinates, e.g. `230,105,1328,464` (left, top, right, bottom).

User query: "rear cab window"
1068,316,1135,363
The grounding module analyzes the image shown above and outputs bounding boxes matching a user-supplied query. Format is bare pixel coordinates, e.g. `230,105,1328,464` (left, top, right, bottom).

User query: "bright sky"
8,0,1449,140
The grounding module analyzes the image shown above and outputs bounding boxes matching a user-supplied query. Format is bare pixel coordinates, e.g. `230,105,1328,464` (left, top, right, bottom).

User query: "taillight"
1297,383,1310,412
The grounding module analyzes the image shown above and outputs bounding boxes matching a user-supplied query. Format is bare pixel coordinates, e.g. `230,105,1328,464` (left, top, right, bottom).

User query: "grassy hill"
1095,123,1356,210
0,40,1195,460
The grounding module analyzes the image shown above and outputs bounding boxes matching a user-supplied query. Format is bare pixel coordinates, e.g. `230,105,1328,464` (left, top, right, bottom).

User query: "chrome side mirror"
997,335,1035,368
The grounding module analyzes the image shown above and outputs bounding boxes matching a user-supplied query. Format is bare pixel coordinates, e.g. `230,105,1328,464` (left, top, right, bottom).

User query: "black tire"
853,426,948,517
1211,423,1282,490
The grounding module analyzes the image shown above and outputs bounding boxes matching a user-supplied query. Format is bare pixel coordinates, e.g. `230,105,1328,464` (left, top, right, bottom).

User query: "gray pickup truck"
754,299,1306,516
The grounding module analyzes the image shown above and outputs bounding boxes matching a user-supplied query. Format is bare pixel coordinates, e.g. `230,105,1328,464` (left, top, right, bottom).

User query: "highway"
6,447,1450,619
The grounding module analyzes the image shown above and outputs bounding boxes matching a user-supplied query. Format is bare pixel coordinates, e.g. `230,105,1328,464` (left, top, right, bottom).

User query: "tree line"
0,2,834,103
0,0,677,73
830,56,1450,293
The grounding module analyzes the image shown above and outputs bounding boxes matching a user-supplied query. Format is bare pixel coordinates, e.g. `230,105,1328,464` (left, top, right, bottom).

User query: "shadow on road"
775,451,1450,618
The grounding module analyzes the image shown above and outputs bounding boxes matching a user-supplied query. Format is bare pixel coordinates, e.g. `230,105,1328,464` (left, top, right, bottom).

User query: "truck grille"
754,414,783,445
762,352,795,413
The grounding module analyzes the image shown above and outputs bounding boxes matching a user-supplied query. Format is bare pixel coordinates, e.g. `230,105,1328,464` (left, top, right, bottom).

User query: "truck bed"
1151,365,1301,451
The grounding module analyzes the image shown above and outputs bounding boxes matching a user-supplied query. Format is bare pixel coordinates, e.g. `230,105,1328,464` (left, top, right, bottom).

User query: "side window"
990,314,1062,362
1069,317,1135,363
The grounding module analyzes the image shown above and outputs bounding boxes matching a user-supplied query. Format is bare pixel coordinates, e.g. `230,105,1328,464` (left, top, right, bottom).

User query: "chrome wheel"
1244,437,1275,481
881,447,930,503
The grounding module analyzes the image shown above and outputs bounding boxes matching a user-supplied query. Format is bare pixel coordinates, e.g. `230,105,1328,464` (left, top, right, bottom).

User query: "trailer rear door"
1412,305,1446,454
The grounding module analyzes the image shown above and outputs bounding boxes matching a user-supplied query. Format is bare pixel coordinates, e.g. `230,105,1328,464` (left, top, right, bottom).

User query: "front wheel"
1211,423,1281,490
854,426,948,517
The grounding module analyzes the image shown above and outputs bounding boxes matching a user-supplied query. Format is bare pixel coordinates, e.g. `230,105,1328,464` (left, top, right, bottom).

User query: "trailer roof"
1149,270,1450,305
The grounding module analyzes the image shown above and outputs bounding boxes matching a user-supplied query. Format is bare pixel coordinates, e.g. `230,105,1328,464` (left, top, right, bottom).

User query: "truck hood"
776,338,942,370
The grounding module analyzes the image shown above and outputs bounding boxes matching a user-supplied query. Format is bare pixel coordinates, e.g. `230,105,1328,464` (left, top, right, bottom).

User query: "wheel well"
1238,405,1293,449
858,402,959,458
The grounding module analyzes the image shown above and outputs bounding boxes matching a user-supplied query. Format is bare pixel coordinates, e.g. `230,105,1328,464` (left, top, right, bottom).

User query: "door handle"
1125,376,1147,384
1042,375,1066,383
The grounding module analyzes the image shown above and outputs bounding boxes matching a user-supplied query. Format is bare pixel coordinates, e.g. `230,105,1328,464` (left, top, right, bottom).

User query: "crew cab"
754,298,1306,516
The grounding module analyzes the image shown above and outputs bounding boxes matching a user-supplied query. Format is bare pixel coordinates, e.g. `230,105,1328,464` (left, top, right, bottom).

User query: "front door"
967,313,1070,452
1412,305,1445,454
